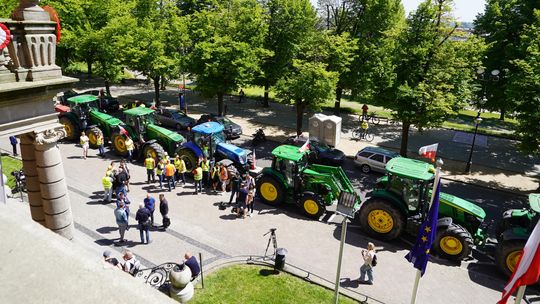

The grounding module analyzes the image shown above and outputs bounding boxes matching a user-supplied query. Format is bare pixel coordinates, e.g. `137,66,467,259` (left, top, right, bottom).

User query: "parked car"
284,136,346,166
196,114,242,139
154,108,196,130
354,147,400,173
57,89,120,113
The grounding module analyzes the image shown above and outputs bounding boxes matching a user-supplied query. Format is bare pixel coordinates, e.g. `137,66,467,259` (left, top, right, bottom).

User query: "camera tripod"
263,228,278,257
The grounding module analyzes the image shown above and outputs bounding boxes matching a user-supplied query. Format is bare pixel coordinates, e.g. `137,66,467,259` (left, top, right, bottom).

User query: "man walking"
144,193,156,226
192,163,203,195
174,155,187,186
115,201,128,243
135,203,152,244
9,136,18,156
164,160,176,192
80,131,89,160
178,92,186,114
144,154,156,183
159,194,170,230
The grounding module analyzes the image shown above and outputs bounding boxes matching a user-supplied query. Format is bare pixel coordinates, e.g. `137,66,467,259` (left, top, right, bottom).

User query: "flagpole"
409,158,443,304
513,286,526,304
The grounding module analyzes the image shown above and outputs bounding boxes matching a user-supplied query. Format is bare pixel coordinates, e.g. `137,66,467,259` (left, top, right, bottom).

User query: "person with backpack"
359,242,376,285
135,203,152,244
121,250,141,276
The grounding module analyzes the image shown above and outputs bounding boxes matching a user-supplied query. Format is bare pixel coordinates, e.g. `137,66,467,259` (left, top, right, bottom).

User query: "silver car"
354,147,400,173
154,108,196,130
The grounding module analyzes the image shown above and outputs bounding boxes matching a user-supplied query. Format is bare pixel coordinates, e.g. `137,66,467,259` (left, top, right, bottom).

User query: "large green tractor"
58,95,123,148
357,157,487,261
495,193,539,278
110,107,185,161
256,145,361,219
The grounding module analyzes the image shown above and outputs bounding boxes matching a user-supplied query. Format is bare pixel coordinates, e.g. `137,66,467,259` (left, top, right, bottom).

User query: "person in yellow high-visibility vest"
210,165,219,191
125,136,135,162
156,158,165,189
200,156,210,189
174,155,187,186
145,154,156,184
102,174,113,203
96,133,105,157
192,164,203,194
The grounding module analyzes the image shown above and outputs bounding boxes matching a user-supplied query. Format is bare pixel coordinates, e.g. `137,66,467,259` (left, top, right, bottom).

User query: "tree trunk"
104,80,111,96
295,99,305,136
263,81,270,108
334,86,343,116
153,76,161,107
217,92,224,116
499,108,505,121
160,75,167,90
399,122,410,157
86,59,92,78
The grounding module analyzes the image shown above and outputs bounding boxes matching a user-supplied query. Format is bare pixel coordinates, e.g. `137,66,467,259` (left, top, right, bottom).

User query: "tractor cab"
191,122,226,159
65,95,100,130
270,145,308,188
123,107,156,138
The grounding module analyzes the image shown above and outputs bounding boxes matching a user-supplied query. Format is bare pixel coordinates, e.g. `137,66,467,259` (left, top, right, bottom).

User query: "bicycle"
352,128,374,142
359,112,380,125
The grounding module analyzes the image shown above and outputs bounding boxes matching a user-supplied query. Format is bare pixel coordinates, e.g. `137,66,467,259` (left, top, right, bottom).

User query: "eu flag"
405,182,441,276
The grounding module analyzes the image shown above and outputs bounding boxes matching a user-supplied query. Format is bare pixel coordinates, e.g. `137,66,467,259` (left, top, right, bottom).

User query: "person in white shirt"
359,242,376,285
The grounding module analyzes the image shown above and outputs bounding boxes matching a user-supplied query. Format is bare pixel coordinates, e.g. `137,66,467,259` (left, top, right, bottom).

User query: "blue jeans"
158,174,164,188
127,150,133,162
229,189,238,204
139,225,150,243
194,180,202,193
98,144,105,156
360,264,373,283
167,176,175,191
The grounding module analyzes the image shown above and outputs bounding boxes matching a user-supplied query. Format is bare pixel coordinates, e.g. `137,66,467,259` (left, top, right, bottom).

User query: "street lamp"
465,115,483,173
476,68,500,115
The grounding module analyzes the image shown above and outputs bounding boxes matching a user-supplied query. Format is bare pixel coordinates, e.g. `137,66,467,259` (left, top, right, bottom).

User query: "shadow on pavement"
340,277,360,289
96,226,118,234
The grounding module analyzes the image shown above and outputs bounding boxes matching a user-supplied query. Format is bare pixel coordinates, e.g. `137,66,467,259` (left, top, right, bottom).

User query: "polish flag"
118,125,129,136
299,138,311,153
498,220,540,303
418,143,438,162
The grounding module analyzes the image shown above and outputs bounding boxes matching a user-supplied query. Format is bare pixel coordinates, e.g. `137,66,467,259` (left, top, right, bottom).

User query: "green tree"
275,60,338,135
258,0,317,107
507,11,540,154
383,0,484,156
187,0,268,115
0,0,18,18
475,0,540,120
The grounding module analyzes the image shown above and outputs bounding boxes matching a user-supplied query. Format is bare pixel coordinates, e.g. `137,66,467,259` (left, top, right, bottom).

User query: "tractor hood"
217,142,248,165
147,124,184,142
437,191,486,219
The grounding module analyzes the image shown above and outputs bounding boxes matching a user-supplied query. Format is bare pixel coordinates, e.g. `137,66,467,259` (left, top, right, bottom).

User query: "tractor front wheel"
86,127,103,149
60,117,79,141
434,224,473,261
299,192,326,219
111,132,129,157
256,175,285,205
495,240,526,277
177,148,198,172
143,143,167,162
358,199,405,240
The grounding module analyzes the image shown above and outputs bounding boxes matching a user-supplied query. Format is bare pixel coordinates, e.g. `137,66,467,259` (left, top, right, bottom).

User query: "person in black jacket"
228,174,240,206
159,194,170,230
135,203,152,244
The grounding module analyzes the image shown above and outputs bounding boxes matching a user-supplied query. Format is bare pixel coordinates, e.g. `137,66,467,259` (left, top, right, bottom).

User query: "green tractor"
256,145,361,219
357,157,487,261
495,193,539,278
58,95,124,148
110,107,185,161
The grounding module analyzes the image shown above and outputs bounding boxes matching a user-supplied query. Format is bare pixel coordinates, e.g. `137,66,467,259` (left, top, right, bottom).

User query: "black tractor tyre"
299,192,326,219
143,142,167,162
495,240,526,278
177,148,198,172
358,198,405,241
434,224,473,261
256,175,285,205
59,117,80,141
111,132,129,157
86,126,103,149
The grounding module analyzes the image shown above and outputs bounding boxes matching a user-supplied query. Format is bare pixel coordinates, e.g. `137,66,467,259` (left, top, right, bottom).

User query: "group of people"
79,131,107,160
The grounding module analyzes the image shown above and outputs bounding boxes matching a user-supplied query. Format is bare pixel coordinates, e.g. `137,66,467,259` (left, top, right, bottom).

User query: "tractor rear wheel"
177,148,198,172
143,143,166,162
86,127,103,149
256,175,285,205
358,198,405,240
60,117,79,141
495,240,526,277
434,224,473,261
299,192,326,219
111,132,129,157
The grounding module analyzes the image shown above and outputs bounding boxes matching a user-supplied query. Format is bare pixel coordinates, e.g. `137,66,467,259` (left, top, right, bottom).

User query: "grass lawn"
190,265,358,304
1,154,22,189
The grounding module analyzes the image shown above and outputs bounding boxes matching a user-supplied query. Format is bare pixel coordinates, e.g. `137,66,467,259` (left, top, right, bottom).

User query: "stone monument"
0,0,77,239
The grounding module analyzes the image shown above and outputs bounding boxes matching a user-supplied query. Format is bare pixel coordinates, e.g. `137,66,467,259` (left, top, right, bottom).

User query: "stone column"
20,132,45,226
34,126,74,240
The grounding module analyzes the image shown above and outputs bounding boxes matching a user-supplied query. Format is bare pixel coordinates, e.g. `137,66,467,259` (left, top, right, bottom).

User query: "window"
370,154,384,163
359,152,373,158
385,156,394,164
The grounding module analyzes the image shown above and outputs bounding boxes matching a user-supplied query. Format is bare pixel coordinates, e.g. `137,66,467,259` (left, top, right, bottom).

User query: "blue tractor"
177,122,251,172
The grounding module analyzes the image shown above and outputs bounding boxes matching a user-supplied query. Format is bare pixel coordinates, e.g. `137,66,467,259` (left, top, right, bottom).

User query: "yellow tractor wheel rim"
304,199,319,215
88,132,97,146
506,250,523,273
63,123,73,138
114,136,127,153
440,236,463,255
260,182,278,202
367,210,394,234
